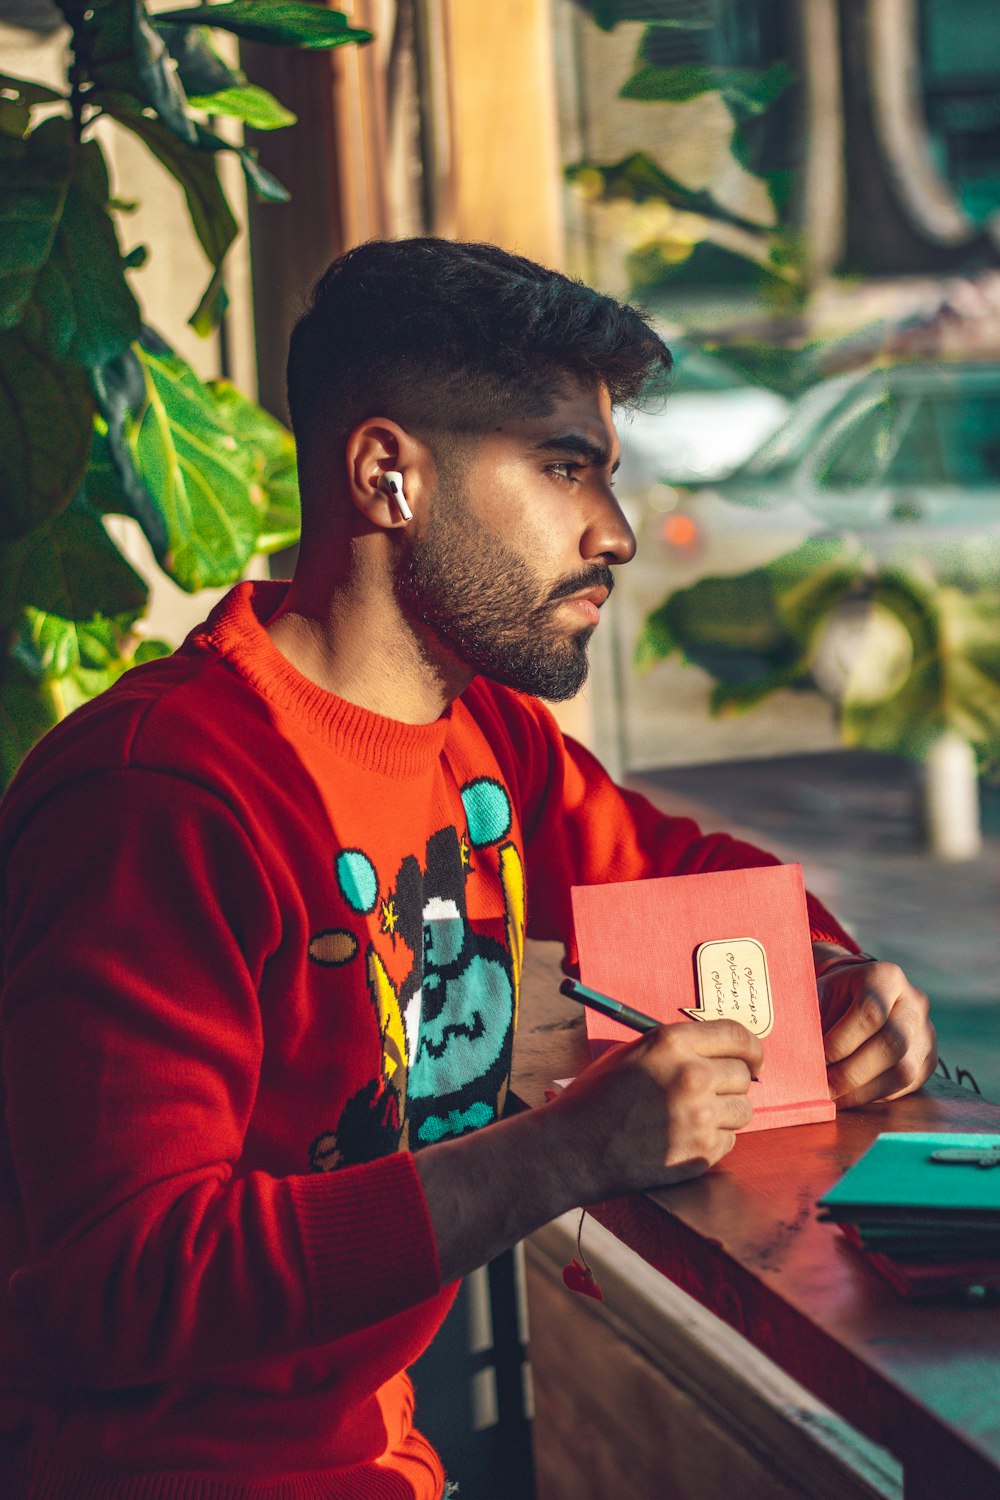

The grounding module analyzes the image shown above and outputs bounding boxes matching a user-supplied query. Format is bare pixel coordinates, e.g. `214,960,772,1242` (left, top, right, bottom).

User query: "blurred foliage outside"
0,0,372,788
571,1,1000,775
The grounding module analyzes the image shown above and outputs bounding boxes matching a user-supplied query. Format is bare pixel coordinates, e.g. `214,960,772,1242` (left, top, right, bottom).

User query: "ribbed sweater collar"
193,581,453,780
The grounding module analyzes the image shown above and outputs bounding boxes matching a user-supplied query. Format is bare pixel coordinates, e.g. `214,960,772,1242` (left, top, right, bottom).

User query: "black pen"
560,977,760,1079
560,977,660,1033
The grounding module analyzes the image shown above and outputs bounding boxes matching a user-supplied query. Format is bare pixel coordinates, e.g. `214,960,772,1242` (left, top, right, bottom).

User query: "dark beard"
396,487,614,702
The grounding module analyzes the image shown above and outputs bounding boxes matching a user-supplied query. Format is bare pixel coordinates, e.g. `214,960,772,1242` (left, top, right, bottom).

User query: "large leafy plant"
636,537,1000,771
0,0,371,787
569,0,799,298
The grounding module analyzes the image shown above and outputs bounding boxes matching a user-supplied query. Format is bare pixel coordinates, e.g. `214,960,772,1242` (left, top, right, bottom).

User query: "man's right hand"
414,1017,761,1285
551,1018,762,1201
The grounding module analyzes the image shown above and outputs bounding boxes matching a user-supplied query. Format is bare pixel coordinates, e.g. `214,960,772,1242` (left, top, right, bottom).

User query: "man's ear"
345,419,432,530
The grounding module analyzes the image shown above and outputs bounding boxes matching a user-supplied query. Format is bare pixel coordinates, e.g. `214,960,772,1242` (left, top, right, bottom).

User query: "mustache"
545,564,616,606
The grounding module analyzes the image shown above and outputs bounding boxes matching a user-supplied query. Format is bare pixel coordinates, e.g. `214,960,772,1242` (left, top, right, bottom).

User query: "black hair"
286,237,672,479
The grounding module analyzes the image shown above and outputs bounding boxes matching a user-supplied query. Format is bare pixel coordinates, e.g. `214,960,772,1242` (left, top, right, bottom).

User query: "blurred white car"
643,362,1000,586
616,385,789,491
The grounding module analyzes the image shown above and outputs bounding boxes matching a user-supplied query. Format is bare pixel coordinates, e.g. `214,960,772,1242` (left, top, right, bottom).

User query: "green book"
818,1133,1000,1225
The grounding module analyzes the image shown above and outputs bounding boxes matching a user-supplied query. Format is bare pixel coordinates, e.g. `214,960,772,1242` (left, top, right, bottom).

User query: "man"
0,239,935,1499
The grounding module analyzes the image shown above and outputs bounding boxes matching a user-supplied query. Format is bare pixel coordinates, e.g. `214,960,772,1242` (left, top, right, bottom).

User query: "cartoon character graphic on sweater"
309,778,525,1170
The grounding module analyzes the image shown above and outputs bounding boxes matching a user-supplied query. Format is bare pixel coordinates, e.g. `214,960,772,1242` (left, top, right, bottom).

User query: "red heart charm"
562,1257,604,1301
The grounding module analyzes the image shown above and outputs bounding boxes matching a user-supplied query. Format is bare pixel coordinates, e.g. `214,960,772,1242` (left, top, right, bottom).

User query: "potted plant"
0,0,371,787
636,531,1000,858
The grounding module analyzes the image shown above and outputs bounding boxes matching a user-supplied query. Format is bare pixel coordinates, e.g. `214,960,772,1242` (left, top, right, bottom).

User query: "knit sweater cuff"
805,894,861,955
288,1153,443,1334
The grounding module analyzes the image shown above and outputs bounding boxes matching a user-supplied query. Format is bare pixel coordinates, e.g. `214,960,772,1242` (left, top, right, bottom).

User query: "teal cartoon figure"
309,780,525,1166
406,823,516,1145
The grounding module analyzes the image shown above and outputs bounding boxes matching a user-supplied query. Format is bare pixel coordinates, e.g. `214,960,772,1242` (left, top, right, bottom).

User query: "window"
817,394,903,488
896,390,1000,486
920,0,1000,224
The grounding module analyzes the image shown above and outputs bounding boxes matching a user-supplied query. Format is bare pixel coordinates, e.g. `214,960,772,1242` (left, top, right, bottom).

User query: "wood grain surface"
513,940,1000,1499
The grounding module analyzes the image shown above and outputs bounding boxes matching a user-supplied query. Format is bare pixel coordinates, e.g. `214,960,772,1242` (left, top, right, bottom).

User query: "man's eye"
547,462,581,483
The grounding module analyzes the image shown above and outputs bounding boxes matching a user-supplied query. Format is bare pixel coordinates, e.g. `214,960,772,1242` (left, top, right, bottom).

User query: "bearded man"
0,239,936,1499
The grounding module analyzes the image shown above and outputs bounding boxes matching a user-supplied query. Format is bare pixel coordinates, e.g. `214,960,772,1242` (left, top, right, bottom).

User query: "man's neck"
265,573,473,726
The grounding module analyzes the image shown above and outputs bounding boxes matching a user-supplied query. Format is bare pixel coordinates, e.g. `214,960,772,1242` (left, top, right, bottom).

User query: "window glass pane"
817,394,900,488
922,0,1000,84
901,391,1000,485
920,0,1000,223
882,397,947,485
740,378,859,477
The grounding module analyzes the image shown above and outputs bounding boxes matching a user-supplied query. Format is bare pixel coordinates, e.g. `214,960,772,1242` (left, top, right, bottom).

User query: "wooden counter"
514,942,1000,1500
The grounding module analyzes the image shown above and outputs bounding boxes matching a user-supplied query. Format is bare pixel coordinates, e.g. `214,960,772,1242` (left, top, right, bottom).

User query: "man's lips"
561,585,609,625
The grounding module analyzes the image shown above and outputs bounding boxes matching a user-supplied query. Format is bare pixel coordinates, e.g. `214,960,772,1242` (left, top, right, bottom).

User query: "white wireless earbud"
381,470,413,522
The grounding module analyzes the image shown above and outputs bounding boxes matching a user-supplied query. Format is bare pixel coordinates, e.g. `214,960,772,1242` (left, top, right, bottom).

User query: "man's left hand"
818,957,937,1109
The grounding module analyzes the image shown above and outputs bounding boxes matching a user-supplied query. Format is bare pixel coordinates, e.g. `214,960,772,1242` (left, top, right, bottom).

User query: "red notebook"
572,863,836,1133
837,1224,1000,1300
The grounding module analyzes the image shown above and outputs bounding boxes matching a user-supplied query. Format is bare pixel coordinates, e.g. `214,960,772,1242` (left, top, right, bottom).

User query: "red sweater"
0,581,854,1498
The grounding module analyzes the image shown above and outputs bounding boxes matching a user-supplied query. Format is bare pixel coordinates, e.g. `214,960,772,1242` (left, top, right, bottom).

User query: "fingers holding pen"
642,1022,758,1132
641,1016,764,1079
557,1016,761,1199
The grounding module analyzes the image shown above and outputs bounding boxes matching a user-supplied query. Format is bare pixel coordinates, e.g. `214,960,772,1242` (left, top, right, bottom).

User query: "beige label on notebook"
684,938,774,1037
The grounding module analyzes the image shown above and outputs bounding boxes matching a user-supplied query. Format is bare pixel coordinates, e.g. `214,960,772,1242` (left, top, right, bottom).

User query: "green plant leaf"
0,120,73,328
84,423,129,515
709,662,812,715
98,96,238,326
189,263,229,336
29,142,141,369
158,25,300,135
634,538,860,708
99,97,238,274
0,490,148,630
135,637,173,664
618,51,795,239
207,378,300,551
624,59,793,117
128,342,262,591
0,71,63,134
620,63,718,104
0,97,31,139
156,23,241,96
0,73,66,105
0,487,172,784
693,338,816,397
61,0,198,146
91,344,169,554
728,114,796,222
0,120,140,368
772,540,864,641
0,665,60,790
13,606,137,683
566,152,773,234
188,83,296,130
6,606,163,749
192,122,291,201
0,492,149,756
635,567,797,686
101,98,285,308
154,2,372,50
0,328,94,542
627,238,788,296
227,140,290,201
842,575,1000,761
633,599,680,675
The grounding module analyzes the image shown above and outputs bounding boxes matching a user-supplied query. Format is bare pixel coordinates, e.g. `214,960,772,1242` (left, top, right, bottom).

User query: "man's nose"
582,493,636,566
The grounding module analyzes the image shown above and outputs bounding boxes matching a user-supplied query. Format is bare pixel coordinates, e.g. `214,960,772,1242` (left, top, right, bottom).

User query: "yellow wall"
443,0,564,271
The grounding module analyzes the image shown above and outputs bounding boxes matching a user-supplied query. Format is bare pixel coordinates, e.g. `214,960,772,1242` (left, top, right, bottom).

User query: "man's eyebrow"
533,433,621,473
